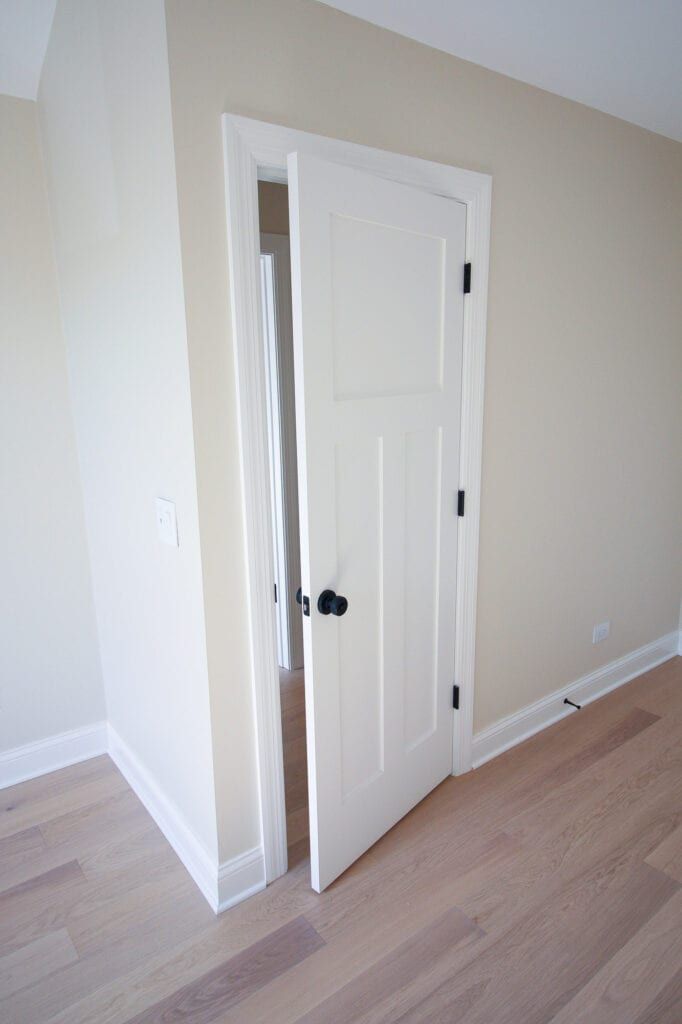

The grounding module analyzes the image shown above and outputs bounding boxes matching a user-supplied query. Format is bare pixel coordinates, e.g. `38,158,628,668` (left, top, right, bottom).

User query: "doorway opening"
257,180,309,873
223,114,490,897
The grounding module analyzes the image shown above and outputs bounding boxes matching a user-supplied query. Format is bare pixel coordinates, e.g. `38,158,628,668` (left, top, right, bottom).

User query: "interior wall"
164,0,682,858
38,0,219,859
258,181,289,235
0,94,104,754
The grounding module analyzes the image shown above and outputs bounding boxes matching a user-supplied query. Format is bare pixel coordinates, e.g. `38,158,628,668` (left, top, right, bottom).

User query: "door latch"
296,587,310,617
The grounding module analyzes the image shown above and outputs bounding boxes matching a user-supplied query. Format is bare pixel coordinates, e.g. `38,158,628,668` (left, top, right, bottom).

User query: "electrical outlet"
592,620,610,644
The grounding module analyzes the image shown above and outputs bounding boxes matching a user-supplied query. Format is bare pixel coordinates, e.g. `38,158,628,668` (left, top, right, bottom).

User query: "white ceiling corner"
0,0,680,139
317,0,682,142
0,0,57,101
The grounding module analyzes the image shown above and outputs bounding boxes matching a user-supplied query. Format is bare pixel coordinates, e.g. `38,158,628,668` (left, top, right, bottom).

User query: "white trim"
451,146,491,776
260,251,286,669
3,632,676,912
107,725,219,909
108,726,266,913
223,118,289,886
0,721,108,790
222,115,491,877
2,720,268,914
472,631,680,768
216,846,266,914
260,233,304,673
678,629,682,656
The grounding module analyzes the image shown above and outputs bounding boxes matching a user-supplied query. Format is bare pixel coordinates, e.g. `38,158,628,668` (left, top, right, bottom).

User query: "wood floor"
1,656,680,1023
280,667,310,870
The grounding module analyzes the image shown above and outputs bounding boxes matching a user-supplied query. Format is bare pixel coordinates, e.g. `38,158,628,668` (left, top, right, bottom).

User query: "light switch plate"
156,498,178,546
592,620,610,644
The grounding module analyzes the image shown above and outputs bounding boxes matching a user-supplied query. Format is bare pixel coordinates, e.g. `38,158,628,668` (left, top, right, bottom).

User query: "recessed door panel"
334,436,384,799
330,215,445,400
403,427,442,752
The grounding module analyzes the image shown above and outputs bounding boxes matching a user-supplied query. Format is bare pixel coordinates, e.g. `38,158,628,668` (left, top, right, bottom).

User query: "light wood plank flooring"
1,656,680,1023
280,667,309,870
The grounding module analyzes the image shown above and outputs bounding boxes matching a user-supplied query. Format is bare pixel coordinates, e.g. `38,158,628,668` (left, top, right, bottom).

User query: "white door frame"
222,114,492,884
260,234,304,673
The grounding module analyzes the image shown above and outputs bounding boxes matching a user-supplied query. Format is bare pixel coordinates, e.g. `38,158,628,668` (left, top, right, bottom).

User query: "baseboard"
107,726,266,914
107,725,219,910
0,718,266,914
472,630,680,769
216,846,266,913
0,721,108,790
9,631,677,909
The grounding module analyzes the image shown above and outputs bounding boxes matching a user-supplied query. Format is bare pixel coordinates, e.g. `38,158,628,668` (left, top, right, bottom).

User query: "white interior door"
288,152,466,892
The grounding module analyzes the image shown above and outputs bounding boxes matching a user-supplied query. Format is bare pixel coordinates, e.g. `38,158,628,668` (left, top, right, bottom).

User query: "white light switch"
592,620,610,644
156,498,178,546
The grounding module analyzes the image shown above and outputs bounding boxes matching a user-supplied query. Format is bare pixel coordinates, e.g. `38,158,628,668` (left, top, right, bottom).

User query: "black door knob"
296,587,302,605
317,589,348,616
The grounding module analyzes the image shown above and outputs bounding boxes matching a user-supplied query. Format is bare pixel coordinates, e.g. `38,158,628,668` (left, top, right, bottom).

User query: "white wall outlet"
156,498,178,546
592,620,610,644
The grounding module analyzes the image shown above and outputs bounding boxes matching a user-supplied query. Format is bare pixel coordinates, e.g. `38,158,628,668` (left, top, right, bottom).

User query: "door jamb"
222,114,492,885
260,233,304,673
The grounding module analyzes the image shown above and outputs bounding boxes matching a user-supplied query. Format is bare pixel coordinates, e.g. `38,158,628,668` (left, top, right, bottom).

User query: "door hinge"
457,490,465,517
452,685,460,710
463,262,471,294
274,583,277,603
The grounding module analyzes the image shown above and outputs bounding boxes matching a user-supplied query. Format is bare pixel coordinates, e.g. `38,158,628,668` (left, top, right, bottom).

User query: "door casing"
222,114,492,885
260,233,304,673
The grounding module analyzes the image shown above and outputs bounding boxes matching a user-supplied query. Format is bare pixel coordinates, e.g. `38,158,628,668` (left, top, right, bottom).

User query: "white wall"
0,93,104,755
38,0,219,861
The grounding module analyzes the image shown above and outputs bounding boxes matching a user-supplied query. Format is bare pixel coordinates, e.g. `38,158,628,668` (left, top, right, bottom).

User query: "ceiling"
0,0,56,100
318,0,682,142
0,0,679,141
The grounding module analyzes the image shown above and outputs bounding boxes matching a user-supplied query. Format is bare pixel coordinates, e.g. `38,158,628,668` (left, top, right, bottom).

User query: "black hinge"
452,685,460,710
274,583,277,603
463,262,471,294
457,490,465,517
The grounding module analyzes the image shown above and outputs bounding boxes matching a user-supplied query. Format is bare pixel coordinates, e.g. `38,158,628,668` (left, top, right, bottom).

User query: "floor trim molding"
4,630,677,908
1,719,267,914
216,846,266,913
472,630,680,768
107,726,214,911
0,721,108,790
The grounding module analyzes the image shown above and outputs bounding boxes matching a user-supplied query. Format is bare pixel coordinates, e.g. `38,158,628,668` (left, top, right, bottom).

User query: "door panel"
329,214,445,399
403,426,442,752
288,152,466,891
334,435,383,799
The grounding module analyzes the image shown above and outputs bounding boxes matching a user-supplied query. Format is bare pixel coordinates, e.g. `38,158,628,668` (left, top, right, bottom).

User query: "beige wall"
0,95,105,754
165,0,682,859
39,0,219,859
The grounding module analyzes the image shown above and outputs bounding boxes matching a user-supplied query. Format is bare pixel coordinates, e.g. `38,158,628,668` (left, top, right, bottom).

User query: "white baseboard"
6,629,677,910
472,630,680,769
217,846,266,913
0,721,108,790
0,717,266,915
107,725,265,914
